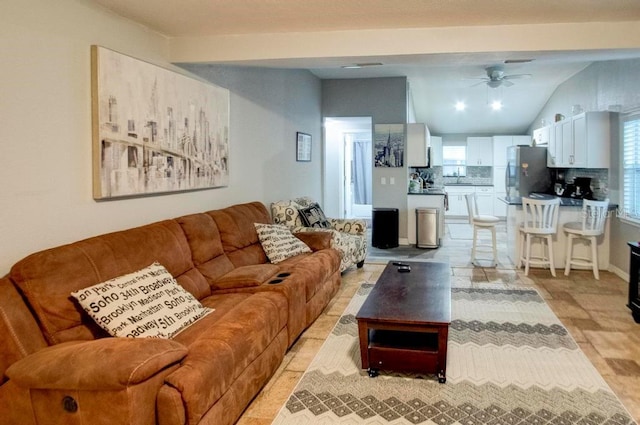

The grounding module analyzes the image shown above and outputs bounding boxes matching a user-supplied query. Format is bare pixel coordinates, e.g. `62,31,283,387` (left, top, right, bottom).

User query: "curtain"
352,135,372,205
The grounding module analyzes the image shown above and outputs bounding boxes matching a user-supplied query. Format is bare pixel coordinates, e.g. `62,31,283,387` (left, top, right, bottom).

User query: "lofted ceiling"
86,0,640,135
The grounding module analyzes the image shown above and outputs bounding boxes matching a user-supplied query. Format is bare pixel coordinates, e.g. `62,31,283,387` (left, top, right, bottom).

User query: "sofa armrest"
328,218,367,235
6,338,187,390
294,231,333,251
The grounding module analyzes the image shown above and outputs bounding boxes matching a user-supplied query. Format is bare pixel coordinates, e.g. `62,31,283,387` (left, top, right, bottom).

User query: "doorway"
323,117,372,220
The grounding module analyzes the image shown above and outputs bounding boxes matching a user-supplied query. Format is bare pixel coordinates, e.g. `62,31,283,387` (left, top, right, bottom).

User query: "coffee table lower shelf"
359,326,448,383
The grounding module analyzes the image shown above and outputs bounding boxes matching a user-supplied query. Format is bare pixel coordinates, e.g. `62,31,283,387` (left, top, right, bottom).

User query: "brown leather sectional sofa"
0,201,342,425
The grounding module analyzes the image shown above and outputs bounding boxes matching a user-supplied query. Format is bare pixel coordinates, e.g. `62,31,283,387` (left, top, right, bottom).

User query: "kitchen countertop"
443,183,493,186
408,189,446,195
499,193,617,209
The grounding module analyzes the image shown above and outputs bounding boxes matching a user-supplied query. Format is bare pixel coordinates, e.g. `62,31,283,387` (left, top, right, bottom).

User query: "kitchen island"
501,194,617,271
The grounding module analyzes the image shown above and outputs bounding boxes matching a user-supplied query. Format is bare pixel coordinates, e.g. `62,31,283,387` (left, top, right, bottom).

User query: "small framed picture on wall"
296,132,312,162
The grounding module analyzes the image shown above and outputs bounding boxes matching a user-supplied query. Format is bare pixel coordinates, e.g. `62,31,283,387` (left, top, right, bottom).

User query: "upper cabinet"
407,123,431,167
532,126,550,147
430,136,443,166
492,135,531,166
546,111,612,168
467,137,493,166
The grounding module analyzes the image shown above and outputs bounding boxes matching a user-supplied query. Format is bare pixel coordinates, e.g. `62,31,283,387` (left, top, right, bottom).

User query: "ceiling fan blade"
503,73,532,80
469,80,488,87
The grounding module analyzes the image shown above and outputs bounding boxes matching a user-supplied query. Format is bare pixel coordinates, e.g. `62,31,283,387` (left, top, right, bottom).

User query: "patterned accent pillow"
71,262,212,339
298,203,331,228
254,223,311,263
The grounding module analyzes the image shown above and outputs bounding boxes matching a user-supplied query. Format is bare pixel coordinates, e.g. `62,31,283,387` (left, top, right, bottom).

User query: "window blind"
623,113,640,221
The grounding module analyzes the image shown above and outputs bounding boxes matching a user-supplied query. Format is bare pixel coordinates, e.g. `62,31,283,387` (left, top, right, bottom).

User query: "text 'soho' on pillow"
71,262,212,339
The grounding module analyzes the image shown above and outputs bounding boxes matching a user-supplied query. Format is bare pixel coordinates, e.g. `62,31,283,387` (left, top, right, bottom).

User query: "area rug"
272,281,636,425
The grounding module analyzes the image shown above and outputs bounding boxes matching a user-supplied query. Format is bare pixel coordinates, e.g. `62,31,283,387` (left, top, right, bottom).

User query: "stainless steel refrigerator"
505,146,552,198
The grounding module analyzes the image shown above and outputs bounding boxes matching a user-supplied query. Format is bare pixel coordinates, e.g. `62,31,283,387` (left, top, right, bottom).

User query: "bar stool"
465,193,500,266
563,199,610,280
519,196,560,276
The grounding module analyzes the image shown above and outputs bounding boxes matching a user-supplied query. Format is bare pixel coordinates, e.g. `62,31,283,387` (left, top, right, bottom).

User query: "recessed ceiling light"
455,101,466,111
491,100,503,111
341,62,384,69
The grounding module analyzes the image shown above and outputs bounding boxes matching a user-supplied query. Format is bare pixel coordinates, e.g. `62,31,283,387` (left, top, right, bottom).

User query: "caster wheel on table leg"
367,368,379,378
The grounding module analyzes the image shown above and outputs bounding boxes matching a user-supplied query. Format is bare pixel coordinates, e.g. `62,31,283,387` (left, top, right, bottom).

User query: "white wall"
0,0,323,275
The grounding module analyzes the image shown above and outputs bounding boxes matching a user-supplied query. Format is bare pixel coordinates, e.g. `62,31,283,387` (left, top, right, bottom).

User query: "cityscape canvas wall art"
374,124,404,167
91,46,230,199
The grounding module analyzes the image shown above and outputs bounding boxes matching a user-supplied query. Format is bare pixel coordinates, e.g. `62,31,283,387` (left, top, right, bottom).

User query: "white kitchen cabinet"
571,112,610,168
430,136,443,166
532,126,550,146
492,136,513,166
407,123,431,167
493,166,506,193
513,135,532,146
547,119,570,167
475,186,494,215
467,137,493,166
559,118,575,167
444,186,475,216
493,135,531,167
547,124,560,166
546,112,611,168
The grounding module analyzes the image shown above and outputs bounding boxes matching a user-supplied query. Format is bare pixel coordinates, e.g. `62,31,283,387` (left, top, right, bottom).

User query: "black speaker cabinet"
372,208,399,249
627,242,640,323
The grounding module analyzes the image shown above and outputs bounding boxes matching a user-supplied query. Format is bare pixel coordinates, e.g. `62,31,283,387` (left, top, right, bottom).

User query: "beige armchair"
271,197,367,272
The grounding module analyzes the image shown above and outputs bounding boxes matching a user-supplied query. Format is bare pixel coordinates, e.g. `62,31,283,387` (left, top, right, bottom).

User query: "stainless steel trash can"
416,208,440,248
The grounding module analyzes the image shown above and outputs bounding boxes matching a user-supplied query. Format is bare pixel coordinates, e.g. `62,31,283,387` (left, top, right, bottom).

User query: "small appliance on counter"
560,177,594,199
408,173,423,193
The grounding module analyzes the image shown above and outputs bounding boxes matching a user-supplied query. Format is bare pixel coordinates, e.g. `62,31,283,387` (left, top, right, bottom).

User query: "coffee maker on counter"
551,170,594,199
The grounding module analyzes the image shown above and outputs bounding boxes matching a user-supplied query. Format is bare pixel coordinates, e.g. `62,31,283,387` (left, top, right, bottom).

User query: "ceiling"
87,0,640,135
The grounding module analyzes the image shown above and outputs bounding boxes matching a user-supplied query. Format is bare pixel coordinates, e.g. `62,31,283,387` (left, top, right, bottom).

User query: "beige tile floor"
237,221,640,424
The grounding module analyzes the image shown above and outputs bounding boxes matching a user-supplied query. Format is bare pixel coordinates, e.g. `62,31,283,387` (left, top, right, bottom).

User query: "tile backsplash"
564,168,609,200
413,166,493,186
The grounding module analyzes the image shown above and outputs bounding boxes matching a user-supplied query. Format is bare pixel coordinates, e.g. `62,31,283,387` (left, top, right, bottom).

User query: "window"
623,113,640,222
442,143,466,177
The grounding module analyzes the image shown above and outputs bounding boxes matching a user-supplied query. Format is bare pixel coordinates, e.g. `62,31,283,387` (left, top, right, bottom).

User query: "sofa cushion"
212,264,280,290
298,203,330,228
254,223,311,263
71,262,212,339
10,220,209,345
208,202,272,267
167,291,288,424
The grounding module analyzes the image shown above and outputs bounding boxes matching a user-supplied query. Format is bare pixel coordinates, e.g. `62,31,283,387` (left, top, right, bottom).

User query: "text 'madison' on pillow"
71,262,212,339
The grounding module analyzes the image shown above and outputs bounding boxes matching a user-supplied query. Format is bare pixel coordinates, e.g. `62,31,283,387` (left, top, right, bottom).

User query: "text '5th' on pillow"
71,262,212,339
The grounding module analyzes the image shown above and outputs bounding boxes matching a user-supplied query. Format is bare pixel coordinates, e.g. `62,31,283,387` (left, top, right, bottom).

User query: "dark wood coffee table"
356,261,451,383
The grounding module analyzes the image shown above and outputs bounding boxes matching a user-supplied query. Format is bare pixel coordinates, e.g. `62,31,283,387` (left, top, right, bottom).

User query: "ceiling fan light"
487,80,502,89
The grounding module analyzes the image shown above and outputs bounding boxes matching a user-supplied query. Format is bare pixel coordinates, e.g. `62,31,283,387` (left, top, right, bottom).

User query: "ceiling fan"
469,66,532,88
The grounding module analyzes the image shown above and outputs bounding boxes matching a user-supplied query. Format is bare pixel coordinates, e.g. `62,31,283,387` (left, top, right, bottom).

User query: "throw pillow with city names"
71,262,212,339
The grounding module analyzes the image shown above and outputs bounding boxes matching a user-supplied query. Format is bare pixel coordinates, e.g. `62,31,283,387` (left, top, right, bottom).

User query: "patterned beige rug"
272,279,636,424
